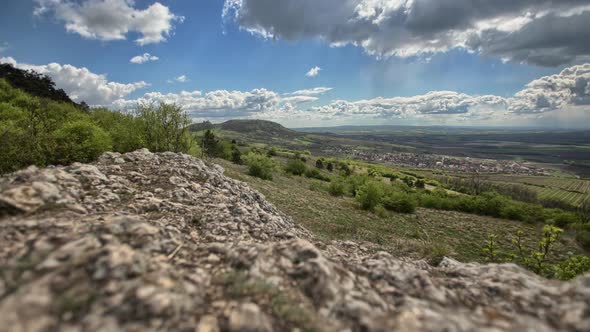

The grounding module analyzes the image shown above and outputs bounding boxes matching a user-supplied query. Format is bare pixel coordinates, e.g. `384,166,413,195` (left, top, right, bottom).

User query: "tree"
135,102,192,153
315,159,324,169
326,162,334,172
231,146,242,165
202,129,218,158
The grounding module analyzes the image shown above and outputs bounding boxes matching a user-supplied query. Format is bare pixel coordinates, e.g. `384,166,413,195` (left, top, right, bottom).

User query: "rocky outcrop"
0,149,588,332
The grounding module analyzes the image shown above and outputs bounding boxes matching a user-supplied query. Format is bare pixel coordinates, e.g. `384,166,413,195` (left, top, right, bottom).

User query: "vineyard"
409,170,590,207
473,175,590,206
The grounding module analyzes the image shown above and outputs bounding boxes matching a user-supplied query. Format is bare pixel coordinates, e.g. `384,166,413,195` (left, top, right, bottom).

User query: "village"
328,148,550,175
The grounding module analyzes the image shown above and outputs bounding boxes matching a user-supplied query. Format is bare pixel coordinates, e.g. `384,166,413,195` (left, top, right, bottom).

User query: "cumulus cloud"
130,53,159,64
286,87,332,96
109,63,590,127
113,88,283,118
305,66,321,77
509,63,590,113
0,56,148,106
223,0,590,66
34,0,183,45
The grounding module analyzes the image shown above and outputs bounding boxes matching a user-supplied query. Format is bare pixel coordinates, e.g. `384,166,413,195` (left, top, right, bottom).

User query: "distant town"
327,147,550,176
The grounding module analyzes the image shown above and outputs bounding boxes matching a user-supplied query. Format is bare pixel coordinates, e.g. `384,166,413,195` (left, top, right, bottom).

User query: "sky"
0,0,589,128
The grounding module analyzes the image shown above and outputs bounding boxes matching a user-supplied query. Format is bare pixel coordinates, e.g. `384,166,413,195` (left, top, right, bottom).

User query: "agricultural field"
408,169,590,207
484,175,590,206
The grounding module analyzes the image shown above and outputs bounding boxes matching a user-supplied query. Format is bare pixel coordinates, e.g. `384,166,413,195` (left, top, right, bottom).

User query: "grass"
217,159,585,264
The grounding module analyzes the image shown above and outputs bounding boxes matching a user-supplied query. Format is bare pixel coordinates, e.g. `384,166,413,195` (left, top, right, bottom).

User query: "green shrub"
382,192,416,214
51,120,112,164
243,153,275,180
90,108,143,153
552,211,579,228
304,169,330,182
554,255,590,280
328,181,346,197
355,181,385,211
285,159,306,176
135,103,193,153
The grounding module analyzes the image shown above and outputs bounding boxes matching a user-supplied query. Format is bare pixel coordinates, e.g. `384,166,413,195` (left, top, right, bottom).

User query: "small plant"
482,234,499,263
326,162,334,172
554,255,590,280
528,225,563,274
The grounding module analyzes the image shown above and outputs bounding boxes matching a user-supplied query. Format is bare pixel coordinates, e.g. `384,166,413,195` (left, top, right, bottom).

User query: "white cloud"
1,56,148,106
509,63,590,113
305,66,321,77
223,0,590,66
130,53,159,64
168,75,189,83
34,0,183,45
286,87,332,96
113,88,283,118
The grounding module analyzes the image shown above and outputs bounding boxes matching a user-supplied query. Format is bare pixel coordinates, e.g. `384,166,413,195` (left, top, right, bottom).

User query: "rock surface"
0,149,588,332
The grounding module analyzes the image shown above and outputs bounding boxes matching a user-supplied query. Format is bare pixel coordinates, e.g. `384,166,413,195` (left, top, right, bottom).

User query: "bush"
285,159,306,176
90,108,143,153
51,120,112,164
355,181,385,211
328,181,346,197
554,255,590,280
304,169,330,182
382,192,416,214
243,153,275,180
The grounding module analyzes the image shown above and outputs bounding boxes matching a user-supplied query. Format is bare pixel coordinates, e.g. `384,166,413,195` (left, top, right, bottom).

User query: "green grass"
217,159,585,264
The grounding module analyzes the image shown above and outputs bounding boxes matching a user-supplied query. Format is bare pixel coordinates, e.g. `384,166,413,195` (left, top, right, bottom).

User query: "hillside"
0,63,79,106
0,150,589,331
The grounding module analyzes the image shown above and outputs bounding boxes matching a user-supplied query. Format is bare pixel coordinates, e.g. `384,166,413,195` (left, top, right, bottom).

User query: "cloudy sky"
1,0,590,128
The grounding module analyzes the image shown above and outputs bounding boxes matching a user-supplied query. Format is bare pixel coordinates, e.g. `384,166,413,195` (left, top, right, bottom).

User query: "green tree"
202,129,218,158
231,146,242,165
135,102,192,153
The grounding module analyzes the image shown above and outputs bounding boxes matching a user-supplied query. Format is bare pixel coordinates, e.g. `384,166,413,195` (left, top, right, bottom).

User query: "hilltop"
0,150,588,331
190,119,298,137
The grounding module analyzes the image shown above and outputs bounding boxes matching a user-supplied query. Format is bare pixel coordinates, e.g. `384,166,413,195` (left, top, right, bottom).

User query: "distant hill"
190,119,298,137
0,63,80,106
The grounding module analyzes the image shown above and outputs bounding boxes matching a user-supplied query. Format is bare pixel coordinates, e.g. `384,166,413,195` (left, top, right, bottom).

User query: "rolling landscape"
1,1,590,331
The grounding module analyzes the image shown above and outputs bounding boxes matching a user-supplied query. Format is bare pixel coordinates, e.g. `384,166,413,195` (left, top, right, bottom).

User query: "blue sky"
1,0,589,128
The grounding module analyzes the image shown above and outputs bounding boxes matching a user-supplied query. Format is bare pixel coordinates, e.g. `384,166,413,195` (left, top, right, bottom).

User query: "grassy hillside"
216,157,586,265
